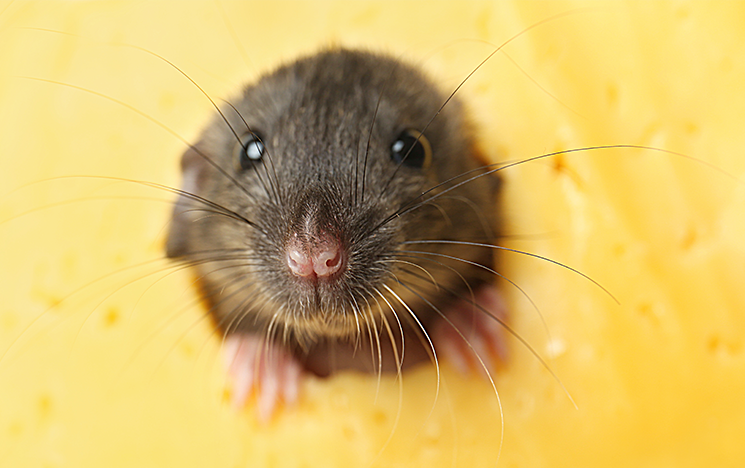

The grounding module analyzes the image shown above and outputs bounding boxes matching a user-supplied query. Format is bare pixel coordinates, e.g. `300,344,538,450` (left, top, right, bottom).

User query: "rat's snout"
282,186,349,281
286,233,345,279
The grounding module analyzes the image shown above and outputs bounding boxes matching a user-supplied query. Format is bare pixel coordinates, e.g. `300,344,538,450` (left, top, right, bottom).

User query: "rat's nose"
286,236,344,278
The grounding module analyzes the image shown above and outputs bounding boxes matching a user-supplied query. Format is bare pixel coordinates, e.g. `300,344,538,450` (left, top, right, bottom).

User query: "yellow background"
1,1,744,467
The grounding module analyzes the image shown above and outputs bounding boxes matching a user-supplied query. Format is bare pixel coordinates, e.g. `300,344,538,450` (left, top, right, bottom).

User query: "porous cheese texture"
1,1,744,467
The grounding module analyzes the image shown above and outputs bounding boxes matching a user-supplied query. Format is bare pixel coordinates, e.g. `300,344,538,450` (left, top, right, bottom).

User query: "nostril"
286,235,345,279
287,248,314,277
314,247,343,277
327,253,340,268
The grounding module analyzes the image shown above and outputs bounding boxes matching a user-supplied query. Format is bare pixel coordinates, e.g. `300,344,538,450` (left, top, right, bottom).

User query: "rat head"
166,49,499,348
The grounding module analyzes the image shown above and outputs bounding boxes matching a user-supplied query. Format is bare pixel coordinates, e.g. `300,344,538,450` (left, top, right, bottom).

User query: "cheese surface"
1,1,744,467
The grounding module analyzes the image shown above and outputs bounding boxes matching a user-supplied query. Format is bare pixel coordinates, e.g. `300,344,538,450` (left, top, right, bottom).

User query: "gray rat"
166,48,506,420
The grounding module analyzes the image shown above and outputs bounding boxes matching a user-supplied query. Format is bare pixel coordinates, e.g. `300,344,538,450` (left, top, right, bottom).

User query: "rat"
165,48,507,421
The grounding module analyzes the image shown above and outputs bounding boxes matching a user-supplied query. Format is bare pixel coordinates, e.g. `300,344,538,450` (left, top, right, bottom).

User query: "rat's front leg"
432,285,509,375
222,334,302,422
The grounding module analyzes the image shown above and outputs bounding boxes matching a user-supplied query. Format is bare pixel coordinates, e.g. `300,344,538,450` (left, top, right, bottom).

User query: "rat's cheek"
431,285,509,375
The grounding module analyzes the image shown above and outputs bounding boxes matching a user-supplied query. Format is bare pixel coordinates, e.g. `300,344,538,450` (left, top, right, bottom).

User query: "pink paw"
222,334,302,422
432,285,509,375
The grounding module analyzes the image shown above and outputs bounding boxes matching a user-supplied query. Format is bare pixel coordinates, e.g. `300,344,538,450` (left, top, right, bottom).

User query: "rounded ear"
165,146,210,258
471,145,502,200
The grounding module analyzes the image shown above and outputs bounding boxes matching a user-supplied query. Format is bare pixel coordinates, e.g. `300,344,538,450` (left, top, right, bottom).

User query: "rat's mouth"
269,301,373,347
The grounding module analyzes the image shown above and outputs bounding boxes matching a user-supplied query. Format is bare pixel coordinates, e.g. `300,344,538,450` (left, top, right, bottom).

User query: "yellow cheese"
1,1,743,466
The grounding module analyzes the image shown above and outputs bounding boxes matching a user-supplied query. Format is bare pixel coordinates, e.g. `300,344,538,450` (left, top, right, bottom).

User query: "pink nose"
286,238,344,278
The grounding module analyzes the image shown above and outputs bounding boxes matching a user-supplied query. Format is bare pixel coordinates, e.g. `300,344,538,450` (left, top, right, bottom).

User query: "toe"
222,334,303,421
433,285,509,375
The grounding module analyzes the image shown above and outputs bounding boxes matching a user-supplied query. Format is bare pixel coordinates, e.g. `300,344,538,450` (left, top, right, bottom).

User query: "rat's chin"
270,307,367,347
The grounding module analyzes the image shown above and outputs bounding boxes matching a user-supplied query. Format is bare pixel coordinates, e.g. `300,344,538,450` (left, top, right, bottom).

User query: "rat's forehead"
244,50,441,113
218,50,455,162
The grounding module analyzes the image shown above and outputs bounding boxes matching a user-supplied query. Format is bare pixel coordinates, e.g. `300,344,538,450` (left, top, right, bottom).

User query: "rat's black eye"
390,129,432,169
234,132,266,170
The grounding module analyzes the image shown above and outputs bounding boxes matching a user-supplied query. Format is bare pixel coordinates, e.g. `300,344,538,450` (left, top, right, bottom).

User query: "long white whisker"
381,283,440,409
367,286,405,467
392,279,505,465
403,239,618,304
394,249,546,337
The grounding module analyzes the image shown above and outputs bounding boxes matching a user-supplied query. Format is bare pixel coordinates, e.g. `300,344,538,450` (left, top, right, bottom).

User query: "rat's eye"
390,129,431,169
234,132,266,170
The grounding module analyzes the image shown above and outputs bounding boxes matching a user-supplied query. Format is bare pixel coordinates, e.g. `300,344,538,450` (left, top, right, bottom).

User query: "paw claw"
222,334,301,420
433,285,508,376
281,356,302,404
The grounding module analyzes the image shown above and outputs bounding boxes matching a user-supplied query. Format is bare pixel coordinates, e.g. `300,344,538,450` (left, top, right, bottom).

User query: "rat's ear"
165,146,210,258
471,145,502,200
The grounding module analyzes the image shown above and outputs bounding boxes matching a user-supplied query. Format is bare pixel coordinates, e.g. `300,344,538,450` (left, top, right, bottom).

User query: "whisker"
0,0,16,19
434,194,495,239
400,268,578,411
381,258,440,291
383,144,741,236
124,262,264,374
373,287,405,373
376,9,591,201
349,294,363,353
222,279,288,349
359,61,401,205
17,74,257,203
1,195,171,227
403,239,619,304
392,250,546,336
0,253,215,366
381,283,440,407
221,100,283,206
365,305,382,395
214,1,254,70
3,173,261,233
368,287,405,468
391,249,481,308
365,293,385,399
392,278,506,464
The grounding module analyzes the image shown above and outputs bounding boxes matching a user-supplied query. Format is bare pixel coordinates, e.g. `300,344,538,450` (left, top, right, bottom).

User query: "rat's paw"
222,334,302,422
432,285,508,376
